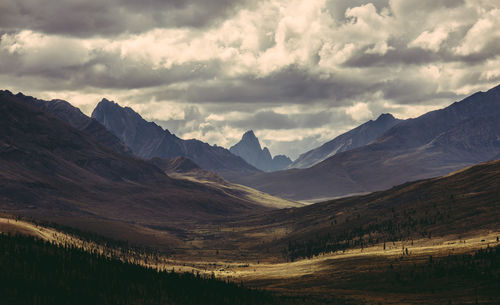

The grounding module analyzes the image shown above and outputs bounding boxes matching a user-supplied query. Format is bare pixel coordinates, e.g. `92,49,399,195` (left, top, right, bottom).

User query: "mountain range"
0,91,285,247
289,113,402,169
226,84,500,201
92,99,259,175
229,130,292,172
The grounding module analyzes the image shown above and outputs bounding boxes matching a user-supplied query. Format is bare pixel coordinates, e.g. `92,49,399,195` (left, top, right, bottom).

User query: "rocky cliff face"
229,130,291,172
289,113,402,169
91,99,258,175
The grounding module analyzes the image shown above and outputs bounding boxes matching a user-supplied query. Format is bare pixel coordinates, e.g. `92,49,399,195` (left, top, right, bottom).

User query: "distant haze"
1,0,500,159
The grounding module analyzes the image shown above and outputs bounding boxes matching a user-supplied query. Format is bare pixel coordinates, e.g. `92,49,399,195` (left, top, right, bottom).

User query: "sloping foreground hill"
0,92,273,249
228,84,500,200
1,233,347,305
233,157,500,261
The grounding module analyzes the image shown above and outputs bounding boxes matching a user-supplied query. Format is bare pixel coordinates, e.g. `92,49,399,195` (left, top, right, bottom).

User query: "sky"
1,0,500,159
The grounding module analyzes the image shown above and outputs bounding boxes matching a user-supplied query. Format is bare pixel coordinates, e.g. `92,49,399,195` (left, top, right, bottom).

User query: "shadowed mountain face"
0,91,131,156
91,99,259,175
0,93,273,243
289,113,402,169
229,131,292,172
227,84,500,201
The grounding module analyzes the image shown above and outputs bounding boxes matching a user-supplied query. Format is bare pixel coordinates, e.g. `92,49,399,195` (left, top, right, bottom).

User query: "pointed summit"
376,113,395,121
289,113,402,169
239,130,261,150
243,130,256,138
230,131,291,172
91,99,258,174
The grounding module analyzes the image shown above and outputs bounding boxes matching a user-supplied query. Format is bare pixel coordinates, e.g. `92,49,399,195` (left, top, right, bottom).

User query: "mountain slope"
0,93,275,247
229,130,292,172
227,84,500,200
289,113,402,169
238,157,500,261
91,99,259,175
151,156,301,209
0,91,131,156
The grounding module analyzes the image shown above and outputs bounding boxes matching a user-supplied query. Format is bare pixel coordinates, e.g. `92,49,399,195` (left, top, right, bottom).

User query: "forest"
0,233,354,305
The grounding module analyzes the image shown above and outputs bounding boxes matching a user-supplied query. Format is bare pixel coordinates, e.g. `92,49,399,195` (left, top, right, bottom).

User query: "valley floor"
2,217,499,305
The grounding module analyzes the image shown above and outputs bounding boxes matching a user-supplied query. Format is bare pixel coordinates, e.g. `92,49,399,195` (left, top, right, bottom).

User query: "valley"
3,2,500,304
1,87,500,304
2,215,499,305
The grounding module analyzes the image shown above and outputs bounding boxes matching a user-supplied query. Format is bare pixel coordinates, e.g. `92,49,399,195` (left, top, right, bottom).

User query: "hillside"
289,113,401,169
0,92,274,249
228,84,500,200
235,158,500,260
0,91,131,156
0,233,305,305
151,156,301,209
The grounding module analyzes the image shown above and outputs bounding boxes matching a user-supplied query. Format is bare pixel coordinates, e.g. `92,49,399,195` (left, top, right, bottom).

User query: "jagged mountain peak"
243,129,256,138
91,100,258,174
230,131,291,172
1,90,131,156
240,130,261,149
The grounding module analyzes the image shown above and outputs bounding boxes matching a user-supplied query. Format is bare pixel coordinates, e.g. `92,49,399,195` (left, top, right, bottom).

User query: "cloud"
345,102,373,121
409,27,450,52
454,8,500,56
0,0,252,37
1,0,500,158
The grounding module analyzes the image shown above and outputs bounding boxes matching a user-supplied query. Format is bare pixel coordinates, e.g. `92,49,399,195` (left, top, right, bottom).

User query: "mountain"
2,91,131,156
226,84,500,201
150,156,301,209
245,157,500,260
229,130,292,172
289,113,402,169
0,92,275,247
91,99,259,175
151,156,201,173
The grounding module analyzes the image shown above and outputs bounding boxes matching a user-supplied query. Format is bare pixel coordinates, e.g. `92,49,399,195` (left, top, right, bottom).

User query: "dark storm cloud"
344,46,441,68
0,0,252,37
230,110,334,130
231,111,295,130
0,42,223,90
381,79,460,105
345,42,500,69
1,0,499,158
153,67,382,106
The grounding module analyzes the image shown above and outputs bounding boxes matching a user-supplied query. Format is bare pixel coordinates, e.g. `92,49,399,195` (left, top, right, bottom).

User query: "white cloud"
0,30,90,69
455,8,500,56
2,0,500,159
345,102,373,122
409,27,450,52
